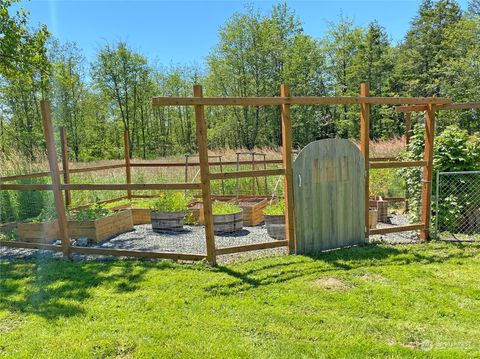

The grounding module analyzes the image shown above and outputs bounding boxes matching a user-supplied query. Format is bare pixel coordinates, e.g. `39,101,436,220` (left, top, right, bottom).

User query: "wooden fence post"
124,130,132,199
360,83,370,239
280,84,296,254
405,112,412,147
193,85,216,264
420,104,436,240
40,101,70,257
60,127,71,207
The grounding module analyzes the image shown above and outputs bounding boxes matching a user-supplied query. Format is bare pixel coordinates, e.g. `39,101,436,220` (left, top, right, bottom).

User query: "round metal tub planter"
213,209,243,234
151,211,185,232
265,214,286,240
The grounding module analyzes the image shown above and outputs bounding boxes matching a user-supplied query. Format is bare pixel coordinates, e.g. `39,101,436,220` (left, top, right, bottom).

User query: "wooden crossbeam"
369,223,425,235
152,96,452,107
61,183,201,191
209,168,285,180
370,160,427,169
215,240,289,256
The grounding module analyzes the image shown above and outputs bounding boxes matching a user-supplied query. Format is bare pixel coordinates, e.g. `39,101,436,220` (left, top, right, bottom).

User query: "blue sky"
18,0,468,66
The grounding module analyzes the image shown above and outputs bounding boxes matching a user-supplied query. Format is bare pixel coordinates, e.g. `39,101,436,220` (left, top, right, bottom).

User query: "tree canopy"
1,0,479,161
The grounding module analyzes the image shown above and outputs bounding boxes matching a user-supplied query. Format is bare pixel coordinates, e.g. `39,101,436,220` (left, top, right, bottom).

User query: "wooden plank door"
293,139,365,253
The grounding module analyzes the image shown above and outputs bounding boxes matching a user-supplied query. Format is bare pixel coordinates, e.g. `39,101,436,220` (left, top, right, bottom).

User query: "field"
0,138,407,224
1,241,480,357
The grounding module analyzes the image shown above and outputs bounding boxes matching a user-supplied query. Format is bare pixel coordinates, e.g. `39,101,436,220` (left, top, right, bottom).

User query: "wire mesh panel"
436,171,480,241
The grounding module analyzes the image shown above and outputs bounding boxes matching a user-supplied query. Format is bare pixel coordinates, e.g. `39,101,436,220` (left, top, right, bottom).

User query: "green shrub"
263,200,285,215
212,202,241,215
399,125,480,229
0,191,16,223
151,192,188,212
69,204,112,221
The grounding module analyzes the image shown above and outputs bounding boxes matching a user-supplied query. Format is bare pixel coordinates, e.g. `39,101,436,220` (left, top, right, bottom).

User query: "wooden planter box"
17,220,60,243
238,198,271,226
68,210,133,243
265,214,285,240
190,197,274,227
213,210,243,234
151,211,185,232
369,209,378,229
109,203,151,225
369,196,388,223
0,222,17,234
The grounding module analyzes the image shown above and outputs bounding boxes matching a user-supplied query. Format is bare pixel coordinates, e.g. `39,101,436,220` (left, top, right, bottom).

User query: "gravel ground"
1,213,418,263
0,225,287,264
369,213,420,244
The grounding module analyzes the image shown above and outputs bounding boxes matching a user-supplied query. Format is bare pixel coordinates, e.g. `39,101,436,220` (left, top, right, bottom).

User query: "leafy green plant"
399,125,480,229
151,192,188,213
212,201,241,215
69,204,112,221
31,208,57,223
263,201,285,215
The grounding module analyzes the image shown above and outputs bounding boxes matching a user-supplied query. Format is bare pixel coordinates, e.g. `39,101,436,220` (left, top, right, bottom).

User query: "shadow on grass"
207,241,480,295
0,258,174,320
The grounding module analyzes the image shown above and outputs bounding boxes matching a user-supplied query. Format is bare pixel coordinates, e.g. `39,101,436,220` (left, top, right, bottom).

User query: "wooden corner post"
124,130,132,199
360,83,370,239
280,84,296,254
420,104,436,240
40,101,70,257
60,127,71,207
193,85,216,264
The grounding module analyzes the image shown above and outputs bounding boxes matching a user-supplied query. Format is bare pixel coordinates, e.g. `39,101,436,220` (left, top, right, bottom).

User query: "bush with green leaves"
69,204,112,221
151,192,189,213
399,125,480,231
263,200,285,215
211,202,241,215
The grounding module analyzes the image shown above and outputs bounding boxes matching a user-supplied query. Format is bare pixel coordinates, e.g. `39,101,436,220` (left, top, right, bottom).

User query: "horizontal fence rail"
152,96,452,107
370,160,428,169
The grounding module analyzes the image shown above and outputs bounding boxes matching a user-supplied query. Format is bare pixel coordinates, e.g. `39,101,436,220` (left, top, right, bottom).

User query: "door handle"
298,174,302,187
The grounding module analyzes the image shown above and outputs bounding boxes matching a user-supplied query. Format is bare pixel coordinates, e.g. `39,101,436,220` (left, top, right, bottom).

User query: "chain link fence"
435,171,480,241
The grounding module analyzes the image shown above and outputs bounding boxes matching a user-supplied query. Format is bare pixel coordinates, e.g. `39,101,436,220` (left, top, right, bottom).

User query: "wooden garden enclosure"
0,82,463,264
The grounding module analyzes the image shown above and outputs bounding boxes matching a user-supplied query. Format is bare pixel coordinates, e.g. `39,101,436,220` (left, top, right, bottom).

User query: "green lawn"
1,242,480,358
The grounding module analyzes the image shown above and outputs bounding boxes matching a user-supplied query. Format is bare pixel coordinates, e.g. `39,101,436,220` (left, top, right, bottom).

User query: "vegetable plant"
151,192,188,212
212,201,241,215
263,201,285,215
69,204,112,221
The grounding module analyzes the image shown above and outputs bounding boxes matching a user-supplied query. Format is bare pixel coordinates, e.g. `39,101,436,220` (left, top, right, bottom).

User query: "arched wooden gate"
293,139,365,254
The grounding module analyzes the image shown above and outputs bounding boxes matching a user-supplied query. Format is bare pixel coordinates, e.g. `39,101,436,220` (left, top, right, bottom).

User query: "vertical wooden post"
280,84,296,254
405,112,412,147
124,130,132,199
404,112,412,213
420,104,436,241
60,127,71,207
193,85,216,264
40,101,70,257
360,83,370,239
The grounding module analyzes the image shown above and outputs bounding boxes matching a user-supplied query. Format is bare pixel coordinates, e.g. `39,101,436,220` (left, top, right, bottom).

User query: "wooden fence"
0,82,464,264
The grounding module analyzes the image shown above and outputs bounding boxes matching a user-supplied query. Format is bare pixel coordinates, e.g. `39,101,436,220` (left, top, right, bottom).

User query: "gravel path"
369,213,420,244
1,213,419,263
0,225,287,263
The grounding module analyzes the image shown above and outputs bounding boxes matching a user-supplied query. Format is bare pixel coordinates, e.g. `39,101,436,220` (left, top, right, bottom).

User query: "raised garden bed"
238,198,272,226
212,202,243,234
213,210,243,234
151,211,185,232
68,209,133,243
264,214,285,240
17,220,60,243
